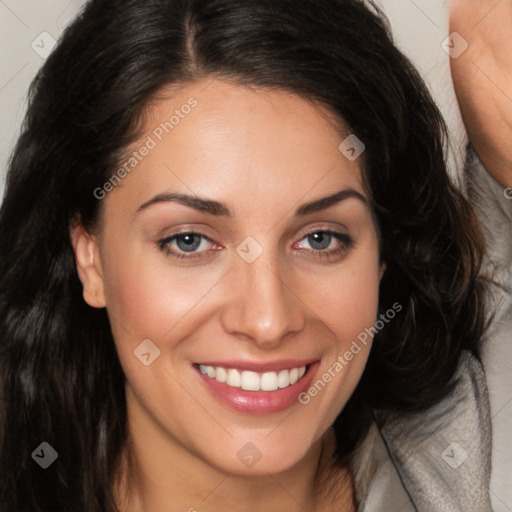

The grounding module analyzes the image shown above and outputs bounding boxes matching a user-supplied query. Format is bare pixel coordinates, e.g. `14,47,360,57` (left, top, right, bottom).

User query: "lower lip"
194,362,320,414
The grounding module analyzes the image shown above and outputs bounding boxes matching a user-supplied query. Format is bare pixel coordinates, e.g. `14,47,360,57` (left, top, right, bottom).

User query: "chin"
197,428,321,477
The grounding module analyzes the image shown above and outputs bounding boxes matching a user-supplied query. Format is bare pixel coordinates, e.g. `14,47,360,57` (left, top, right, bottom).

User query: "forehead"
103,78,367,219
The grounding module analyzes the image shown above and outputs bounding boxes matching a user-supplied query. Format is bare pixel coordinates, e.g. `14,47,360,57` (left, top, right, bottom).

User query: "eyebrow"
295,188,367,216
136,188,367,217
137,193,232,216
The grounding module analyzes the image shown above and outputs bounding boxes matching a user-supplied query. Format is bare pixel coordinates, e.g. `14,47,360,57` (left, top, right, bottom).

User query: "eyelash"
157,229,354,261
157,231,218,260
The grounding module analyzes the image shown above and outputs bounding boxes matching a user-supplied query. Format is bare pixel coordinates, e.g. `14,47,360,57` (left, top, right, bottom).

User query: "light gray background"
0,0,84,194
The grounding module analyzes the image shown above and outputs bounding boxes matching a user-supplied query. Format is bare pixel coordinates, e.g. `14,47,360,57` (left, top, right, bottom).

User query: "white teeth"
226,368,241,387
277,369,290,388
215,366,227,383
260,371,279,391
198,364,307,391
241,371,260,391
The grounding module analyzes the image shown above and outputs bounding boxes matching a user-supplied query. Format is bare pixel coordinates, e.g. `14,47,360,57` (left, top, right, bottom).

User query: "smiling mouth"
196,364,309,392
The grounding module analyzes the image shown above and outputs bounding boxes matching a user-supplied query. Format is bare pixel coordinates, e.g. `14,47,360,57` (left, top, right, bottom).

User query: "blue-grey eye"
307,232,333,250
175,233,203,252
158,231,216,260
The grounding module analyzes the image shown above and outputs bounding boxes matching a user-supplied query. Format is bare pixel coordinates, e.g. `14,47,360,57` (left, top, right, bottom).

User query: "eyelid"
158,230,213,246
293,222,350,243
156,223,218,240
157,231,219,260
297,224,346,238
293,228,353,248
290,224,355,261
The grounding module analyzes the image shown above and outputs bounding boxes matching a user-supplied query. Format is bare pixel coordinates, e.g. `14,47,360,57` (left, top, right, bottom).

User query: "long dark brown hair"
0,0,487,510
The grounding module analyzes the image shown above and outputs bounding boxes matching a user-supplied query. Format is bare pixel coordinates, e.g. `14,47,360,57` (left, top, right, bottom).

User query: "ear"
379,261,387,281
69,223,106,308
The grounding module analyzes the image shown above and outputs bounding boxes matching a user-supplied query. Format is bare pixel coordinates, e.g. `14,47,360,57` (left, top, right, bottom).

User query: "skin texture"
71,78,385,511
450,0,512,187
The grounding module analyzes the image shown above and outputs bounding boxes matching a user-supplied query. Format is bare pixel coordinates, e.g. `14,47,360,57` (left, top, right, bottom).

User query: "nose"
220,250,306,349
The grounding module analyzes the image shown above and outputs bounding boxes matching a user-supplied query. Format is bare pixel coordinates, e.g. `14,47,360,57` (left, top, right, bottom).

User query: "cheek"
303,251,382,341
332,252,382,365
296,250,381,430
101,243,225,346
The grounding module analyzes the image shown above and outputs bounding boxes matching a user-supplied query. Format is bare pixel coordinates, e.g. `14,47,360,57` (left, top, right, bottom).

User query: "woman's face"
73,78,384,476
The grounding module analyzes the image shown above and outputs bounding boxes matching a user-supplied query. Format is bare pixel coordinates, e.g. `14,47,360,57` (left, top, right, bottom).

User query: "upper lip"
193,359,318,373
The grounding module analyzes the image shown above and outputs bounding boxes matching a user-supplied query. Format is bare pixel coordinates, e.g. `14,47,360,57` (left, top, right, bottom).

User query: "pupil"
177,234,201,252
309,232,331,250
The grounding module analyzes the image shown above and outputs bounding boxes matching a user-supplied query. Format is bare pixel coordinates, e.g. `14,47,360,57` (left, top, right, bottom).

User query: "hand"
449,0,512,188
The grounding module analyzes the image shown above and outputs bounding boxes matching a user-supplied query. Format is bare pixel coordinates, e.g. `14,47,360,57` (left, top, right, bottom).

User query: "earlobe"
379,261,387,281
69,224,106,308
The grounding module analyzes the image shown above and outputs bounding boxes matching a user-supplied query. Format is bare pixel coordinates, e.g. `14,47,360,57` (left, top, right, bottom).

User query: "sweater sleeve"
465,143,512,512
